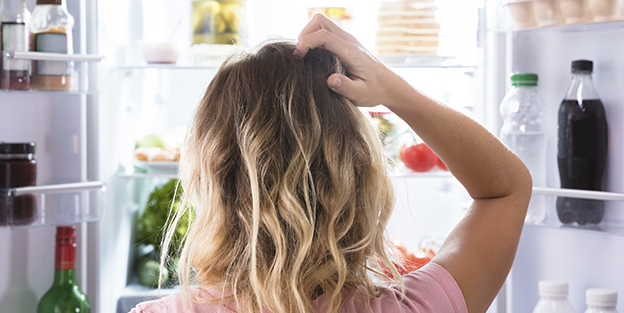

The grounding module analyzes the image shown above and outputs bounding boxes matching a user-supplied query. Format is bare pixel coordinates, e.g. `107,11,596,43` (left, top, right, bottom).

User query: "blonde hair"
161,41,400,313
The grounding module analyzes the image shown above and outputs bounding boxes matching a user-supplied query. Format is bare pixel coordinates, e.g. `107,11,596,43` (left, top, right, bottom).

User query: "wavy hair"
161,41,399,313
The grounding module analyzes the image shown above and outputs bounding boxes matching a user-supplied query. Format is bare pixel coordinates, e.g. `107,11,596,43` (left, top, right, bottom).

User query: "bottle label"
1,23,29,71
33,33,71,76
55,238,76,270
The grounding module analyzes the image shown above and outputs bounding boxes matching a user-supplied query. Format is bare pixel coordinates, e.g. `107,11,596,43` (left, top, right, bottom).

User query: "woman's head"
167,41,397,312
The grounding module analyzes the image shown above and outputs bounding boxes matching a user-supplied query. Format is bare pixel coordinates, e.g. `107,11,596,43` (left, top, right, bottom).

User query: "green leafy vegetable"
136,179,192,256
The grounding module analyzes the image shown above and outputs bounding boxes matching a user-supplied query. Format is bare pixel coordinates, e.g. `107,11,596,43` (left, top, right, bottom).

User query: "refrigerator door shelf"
0,181,105,229
2,50,105,94
528,187,624,236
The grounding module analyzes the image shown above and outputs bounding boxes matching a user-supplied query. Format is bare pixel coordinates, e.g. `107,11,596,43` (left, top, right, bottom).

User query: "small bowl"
140,42,182,64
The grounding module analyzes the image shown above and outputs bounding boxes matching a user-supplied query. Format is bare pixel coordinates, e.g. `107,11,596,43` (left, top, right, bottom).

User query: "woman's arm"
295,14,532,313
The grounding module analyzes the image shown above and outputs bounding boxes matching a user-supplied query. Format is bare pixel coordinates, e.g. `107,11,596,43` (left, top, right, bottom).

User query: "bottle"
30,0,74,91
557,60,608,226
0,0,31,90
532,280,576,313
499,73,547,223
0,142,37,226
37,226,90,313
585,288,618,313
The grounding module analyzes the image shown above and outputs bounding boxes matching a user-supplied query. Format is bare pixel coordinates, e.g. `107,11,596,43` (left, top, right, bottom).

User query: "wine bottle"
37,226,90,313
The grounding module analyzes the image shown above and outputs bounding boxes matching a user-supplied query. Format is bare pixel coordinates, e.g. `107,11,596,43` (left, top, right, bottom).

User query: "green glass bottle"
37,226,90,313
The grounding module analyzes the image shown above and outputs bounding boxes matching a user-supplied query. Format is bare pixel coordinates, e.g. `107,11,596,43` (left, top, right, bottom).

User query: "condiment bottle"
585,288,618,313
556,60,608,226
0,142,37,226
30,0,74,91
0,0,31,90
532,280,576,313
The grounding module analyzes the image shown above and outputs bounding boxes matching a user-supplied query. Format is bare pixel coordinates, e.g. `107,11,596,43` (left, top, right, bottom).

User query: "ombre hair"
161,41,400,313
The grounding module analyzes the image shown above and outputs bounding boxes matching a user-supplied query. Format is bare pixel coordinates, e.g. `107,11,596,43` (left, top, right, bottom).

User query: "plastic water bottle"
500,73,547,223
584,288,618,313
532,280,576,313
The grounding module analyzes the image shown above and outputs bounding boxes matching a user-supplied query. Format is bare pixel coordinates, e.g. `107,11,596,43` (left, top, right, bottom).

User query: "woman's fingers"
298,14,357,43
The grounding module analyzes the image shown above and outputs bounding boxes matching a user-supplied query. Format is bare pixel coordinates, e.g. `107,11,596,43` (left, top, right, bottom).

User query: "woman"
131,14,532,313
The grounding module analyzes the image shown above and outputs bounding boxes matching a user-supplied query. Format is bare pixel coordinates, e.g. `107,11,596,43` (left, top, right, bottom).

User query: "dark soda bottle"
557,60,608,225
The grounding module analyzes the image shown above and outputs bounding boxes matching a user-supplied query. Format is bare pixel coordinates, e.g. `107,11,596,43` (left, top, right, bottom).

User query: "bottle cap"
586,288,617,307
538,280,569,297
56,226,77,240
36,0,62,4
510,73,538,86
572,60,593,73
0,142,36,155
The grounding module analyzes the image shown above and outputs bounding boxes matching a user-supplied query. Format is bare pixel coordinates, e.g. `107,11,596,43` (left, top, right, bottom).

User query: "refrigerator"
1,0,623,312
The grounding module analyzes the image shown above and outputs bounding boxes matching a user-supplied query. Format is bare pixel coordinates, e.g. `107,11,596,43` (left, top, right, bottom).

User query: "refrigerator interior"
506,23,624,312
96,0,484,312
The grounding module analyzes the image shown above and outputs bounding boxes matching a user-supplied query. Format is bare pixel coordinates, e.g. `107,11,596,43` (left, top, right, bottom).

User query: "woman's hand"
294,14,406,108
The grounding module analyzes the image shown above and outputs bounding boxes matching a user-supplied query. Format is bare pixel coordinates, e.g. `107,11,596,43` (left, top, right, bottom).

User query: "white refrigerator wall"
507,25,624,312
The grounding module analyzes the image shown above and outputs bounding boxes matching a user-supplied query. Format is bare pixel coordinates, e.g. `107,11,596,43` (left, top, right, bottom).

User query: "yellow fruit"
211,13,227,33
221,4,241,33
191,1,221,33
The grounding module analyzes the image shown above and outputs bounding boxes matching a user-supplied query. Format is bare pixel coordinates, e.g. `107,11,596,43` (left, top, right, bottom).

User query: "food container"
0,142,37,226
191,0,246,45
505,0,539,29
139,42,182,64
587,0,618,21
533,0,565,26
559,0,594,24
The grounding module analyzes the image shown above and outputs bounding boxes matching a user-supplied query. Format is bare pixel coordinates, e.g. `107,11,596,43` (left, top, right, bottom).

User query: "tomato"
436,156,448,171
399,142,438,172
377,240,436,278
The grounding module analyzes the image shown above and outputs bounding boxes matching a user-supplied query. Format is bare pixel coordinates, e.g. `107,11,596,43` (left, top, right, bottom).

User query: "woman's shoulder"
313,262,468,313
129,288,236,313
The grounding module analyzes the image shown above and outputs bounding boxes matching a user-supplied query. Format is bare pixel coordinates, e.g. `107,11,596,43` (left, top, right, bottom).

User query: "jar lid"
36,0,62,5
586,288,617,307
510,73,538,86
538,280,568,297
572,60,593,73
0,142,35,154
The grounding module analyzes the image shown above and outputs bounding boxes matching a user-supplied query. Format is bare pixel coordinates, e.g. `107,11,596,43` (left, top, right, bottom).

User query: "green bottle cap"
510,73,538,86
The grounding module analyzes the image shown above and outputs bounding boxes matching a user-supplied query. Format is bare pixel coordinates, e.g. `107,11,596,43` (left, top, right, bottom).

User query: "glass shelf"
0,181,105,229
2,51,104,93
527,187,624,236
114,55,475,71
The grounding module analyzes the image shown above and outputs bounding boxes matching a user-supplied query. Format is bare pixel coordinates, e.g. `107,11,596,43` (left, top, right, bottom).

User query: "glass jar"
30,0,75,91
0,142,37,226
191,0,246,45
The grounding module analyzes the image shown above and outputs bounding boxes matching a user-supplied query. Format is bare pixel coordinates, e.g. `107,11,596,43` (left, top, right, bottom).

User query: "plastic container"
585,288,618,313
532,280,576,313
499,73,546,223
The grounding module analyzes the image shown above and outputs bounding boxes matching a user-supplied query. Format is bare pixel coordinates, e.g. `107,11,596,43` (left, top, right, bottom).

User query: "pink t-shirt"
129,262,467,313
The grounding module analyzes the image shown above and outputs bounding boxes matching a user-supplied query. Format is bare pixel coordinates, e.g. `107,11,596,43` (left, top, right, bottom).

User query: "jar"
0,142,37,226
191,0,246,45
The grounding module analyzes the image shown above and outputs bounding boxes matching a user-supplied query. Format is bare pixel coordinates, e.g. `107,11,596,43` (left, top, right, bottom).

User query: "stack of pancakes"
376,0,440,55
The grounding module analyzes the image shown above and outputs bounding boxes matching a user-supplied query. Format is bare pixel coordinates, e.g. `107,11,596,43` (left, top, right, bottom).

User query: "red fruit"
399,142,437,172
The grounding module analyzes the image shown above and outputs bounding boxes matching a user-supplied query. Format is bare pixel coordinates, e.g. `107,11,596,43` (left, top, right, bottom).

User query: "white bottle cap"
539,280,569,297
586,288,617,307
